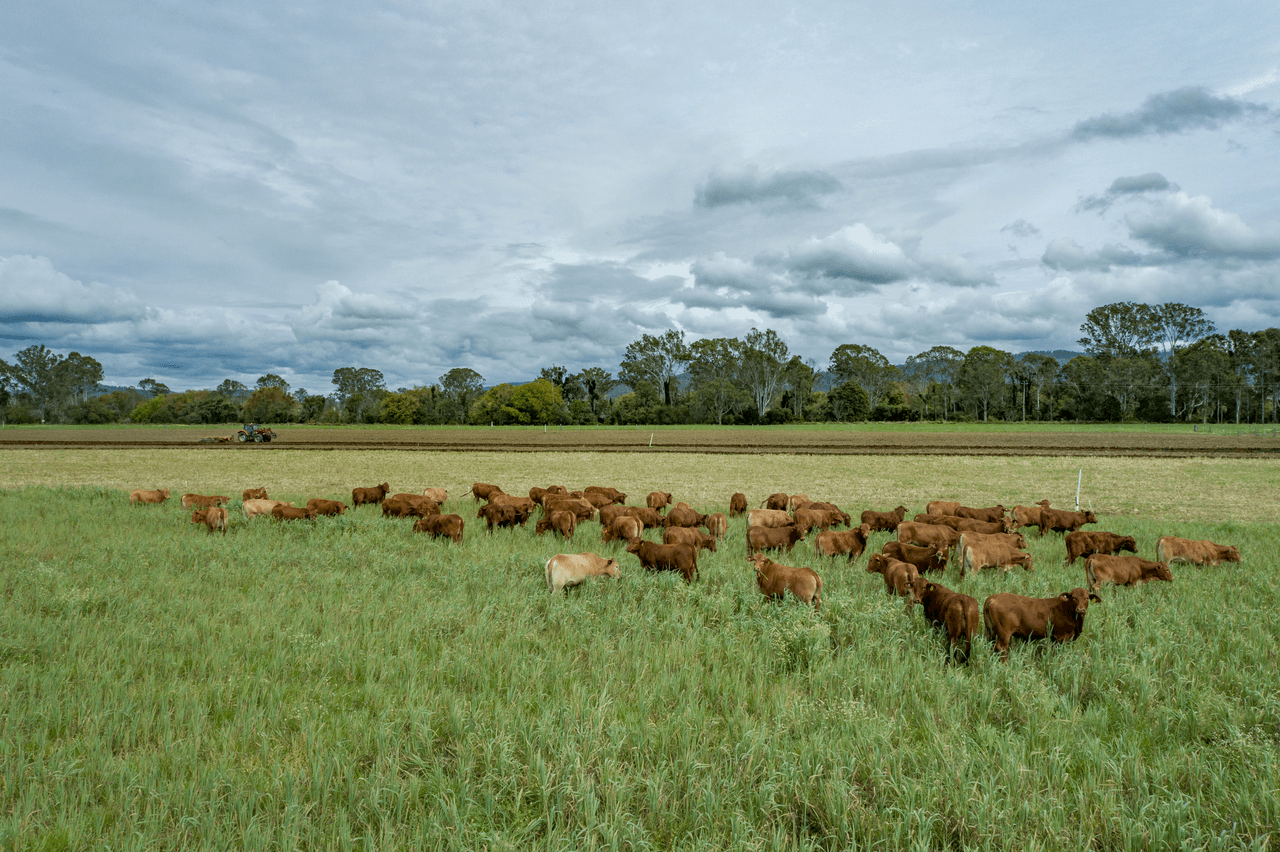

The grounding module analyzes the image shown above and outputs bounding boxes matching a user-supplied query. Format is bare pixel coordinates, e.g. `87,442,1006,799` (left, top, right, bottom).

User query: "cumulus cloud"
1041,238,1145,271
1001,219,1040,238
1071,87,1274,141
695,165,842,209
1126,192,1280,260
1076,172,1178,212
0,254,143,324
786,224,911,285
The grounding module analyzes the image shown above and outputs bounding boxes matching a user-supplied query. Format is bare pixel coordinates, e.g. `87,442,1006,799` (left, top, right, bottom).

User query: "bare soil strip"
1,426,1277,456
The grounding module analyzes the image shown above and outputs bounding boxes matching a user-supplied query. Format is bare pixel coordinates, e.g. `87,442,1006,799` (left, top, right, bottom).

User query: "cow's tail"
1156,537,1167,564
1085,556,1098,593
959,546,971,579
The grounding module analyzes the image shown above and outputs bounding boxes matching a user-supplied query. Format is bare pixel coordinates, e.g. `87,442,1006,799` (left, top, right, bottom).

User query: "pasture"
0,448,1277,850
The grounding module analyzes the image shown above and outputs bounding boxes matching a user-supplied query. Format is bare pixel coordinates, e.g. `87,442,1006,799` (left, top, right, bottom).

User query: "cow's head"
1153,561,1174,582
604,559,620,579
1084,511,1098,524
907,575,931,605
1062,588,1102,614
1119,536,1137,553
1223,545,1243,563
866,553,887,575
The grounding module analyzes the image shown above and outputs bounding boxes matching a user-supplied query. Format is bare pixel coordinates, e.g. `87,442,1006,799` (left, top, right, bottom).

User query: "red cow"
908,577,980,663
414,513,465,543
748,554,822,609
352,482,390,508
729,493,748,517
747,524,803,555
625,539,697,582
983,589,1101,660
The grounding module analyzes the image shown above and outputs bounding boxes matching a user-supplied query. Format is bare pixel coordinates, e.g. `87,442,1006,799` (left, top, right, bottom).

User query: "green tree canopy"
619,329,689,406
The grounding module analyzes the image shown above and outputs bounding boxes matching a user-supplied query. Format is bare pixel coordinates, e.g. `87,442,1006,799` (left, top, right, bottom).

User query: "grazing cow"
546,552,620,594
306,498,348,517
414,513,465,543
352,482,390,508
1156,537,1242,567
664,505,707,529
907,577,980,663
598,505,631,528
983,589,1101,660
880,540,948,574
815,525,872,562
602,516,643,544
1038,507,1098,537
866,552,919,601
181,494,229,509
646,491,673,513
956,518,1016,535
956,531,1027,555
925,500,962,516
535,510,577,540
529,486,563,505
793,507,839,536
861,506,908,532
704,513,728,540
953,505,1005,523
663,526,716,554
542,496,595,523
897,522,961,552
468,482,503,502
383,495,440,519
620,507,666,527
760,492,789,511
1064,531,1137,565
583,486,626,505
1085,554,1172,593
580,491,616,509
242,487,268,501
729,493,749,517
746,509,793,529
961,541,1034,576
748,554,822,609
479,503,525,530
625,539,698,582
747,524,803,555
805,502,851,527
272,505,317,521
1012,500,1052,528
787,494,811,512
190,507,228,535
242,499,291,518
913,513,967,529
420,487,447,505
129,488,170,505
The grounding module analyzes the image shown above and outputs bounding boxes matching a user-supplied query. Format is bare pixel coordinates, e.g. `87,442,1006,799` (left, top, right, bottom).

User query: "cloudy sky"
2,1,1278,393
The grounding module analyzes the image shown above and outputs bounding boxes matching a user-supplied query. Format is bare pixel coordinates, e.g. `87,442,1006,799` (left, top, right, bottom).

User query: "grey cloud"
1071,87,1274,141
695,165,842,209
1126,192,1280,260
0,255,143,324
1041,238,1144,271
1001,219,1040,238
1076,172,1178,212
786,225,911,285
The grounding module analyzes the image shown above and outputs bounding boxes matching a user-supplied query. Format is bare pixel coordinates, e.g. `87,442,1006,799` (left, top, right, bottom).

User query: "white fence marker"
1076,469,1082,511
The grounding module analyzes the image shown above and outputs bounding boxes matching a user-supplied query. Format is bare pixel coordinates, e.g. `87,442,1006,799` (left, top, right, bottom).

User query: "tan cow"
746,508,792,529
546,552,620,594
420,487,448,505
243,498,291,518
960,541,1033,577
190,506,228,535
748,554,822,609
1156,537,1242,567
129,488,170,505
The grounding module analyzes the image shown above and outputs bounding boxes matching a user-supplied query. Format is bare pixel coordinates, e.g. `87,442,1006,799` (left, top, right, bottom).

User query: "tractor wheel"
237,432,248,442
254,433,264,443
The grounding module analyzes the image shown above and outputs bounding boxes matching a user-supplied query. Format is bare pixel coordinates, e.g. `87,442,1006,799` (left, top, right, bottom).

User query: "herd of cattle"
127,483,1243,662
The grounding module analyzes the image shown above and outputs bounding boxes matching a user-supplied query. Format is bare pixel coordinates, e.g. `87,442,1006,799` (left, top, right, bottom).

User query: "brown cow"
602,516,643,543
746,508,792,529
664,505,706,529
925,500,962,516
414,513,465,543
242,487,268,501
546,552,620,594
748,554,822,609
663,526,716,554
579,491,616,509
880,540,948,573
190,506,228,535
983,589,1101,660
804,502,851,526
272,505,317,521
747,524,803,555
384,495,439,519
542,496,595,523
535,510,577,540
861,505,908,532
729,493,749,517
181,493,229,509
1156,536,1242,567
352,482,390,508
956,531,1027,555
897,522,961,552
866,553,919,602
469,482,504,501
1012,500,1052,528
787,494,811,512
129,488,170,505
646,491,673,512
814,525,872,562
1064,531,1137,565
621,506,665,527
793,507,840,536
961,541,1033,576
583,486,626,505
1038,507,1098,536
1085,554,1172,592
953,505,1005,522
306,498,348,516
625,539,697,582
597,505,630,528
908,576,980,663
704,512,728,540
420,487,447,505
760,492,789,511
479,502,526,530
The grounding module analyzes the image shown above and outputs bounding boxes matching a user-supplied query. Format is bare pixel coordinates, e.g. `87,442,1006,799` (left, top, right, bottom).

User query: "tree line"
3,302,1279,426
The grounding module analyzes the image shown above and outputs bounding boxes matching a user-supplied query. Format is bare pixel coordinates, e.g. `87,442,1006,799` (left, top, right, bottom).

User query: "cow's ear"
1059,592,1072,600
1089,593,1102,603
927,583,935,592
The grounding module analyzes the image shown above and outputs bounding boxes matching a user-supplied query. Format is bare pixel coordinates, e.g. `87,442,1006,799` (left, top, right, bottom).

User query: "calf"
190,507,228,535
545,552,620,594
1064,530,1137,565
729,492,749,517
815,525,872,562
181,493,229,509
242,487,268,501
961,541,1033,577
602,515,643,543
352,482,390,508
272,505,317,521
866,553,919,605
861,505,908,532
983,589,1101,660
1038,507,1098,537
1085,554,1172,593
414,513,465,543
748,554,822,609
306,498,348,516
1156,536,1242,567
747,524,803,556
908,576,980,663
646,491,673,513
625,539,697,582
129,488,170,505
663,526,716,554
880,540,948,574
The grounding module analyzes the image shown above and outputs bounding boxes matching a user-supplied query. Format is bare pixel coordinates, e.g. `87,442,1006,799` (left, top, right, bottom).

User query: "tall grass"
0,476,1276,850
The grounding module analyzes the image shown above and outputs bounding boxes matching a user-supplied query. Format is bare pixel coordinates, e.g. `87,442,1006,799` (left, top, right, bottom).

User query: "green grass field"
0,450,1277,850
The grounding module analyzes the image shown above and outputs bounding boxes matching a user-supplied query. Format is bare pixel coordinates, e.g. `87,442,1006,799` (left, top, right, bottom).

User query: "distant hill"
1016,349,1082,364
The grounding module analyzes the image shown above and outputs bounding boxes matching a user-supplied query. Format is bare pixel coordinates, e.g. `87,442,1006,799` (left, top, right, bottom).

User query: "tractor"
236,423,277,443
